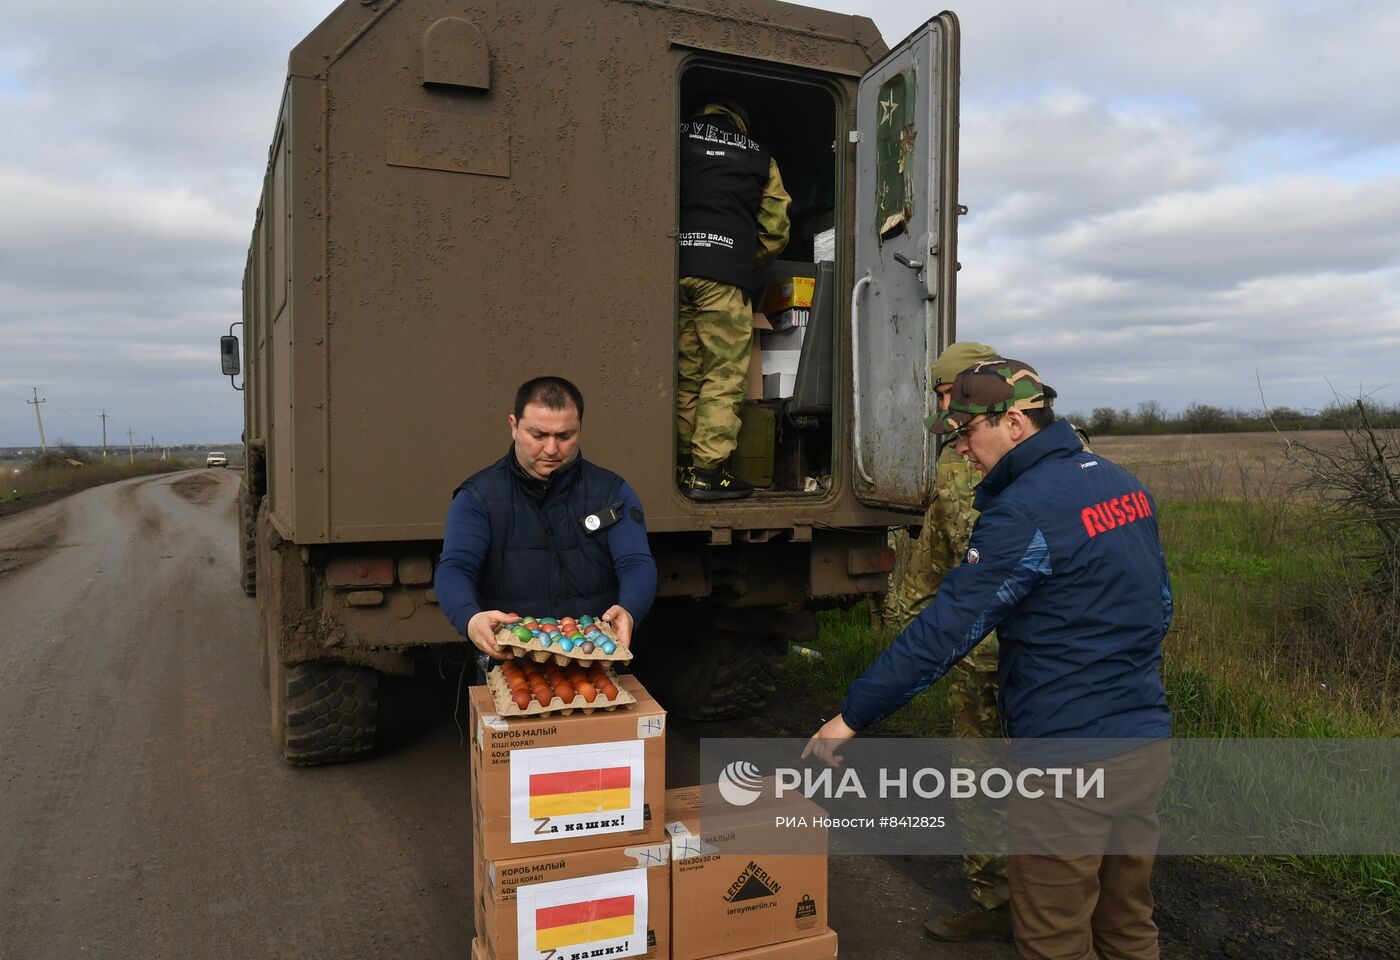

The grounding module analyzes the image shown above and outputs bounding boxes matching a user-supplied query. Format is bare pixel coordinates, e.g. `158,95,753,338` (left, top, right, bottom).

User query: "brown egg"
598,681,618,700
511,689,531,709
574,680,597,702
553,681,576,702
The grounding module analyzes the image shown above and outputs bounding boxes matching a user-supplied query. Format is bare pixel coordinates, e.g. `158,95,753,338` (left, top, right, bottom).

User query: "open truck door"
851,13,960,510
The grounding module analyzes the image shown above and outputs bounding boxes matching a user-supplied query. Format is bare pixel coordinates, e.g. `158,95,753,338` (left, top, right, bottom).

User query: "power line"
27,388,47,453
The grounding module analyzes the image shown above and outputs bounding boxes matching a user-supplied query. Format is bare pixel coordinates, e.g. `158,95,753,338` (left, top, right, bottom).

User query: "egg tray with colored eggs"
486,658,635,717
492,614,631,665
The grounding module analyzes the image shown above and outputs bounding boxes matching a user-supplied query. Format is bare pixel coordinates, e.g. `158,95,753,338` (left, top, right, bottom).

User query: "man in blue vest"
805,359,1173,960
435,377,658,677
676,97,790,500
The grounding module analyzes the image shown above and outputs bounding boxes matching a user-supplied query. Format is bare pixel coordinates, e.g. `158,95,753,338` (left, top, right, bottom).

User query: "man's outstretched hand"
802,714,858,767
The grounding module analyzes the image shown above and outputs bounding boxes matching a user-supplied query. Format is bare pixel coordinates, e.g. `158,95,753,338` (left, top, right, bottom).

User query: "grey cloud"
962,91,1225,233
960,251,1400,412
961,2,1400,150
1046,174,1400,286
812,1,1400,147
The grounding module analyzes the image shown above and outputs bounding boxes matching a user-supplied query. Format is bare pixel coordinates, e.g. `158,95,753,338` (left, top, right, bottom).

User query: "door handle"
850,273,875,486
893,252,924,270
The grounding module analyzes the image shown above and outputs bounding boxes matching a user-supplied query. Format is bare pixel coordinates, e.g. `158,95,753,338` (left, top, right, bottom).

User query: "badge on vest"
580,500,625,534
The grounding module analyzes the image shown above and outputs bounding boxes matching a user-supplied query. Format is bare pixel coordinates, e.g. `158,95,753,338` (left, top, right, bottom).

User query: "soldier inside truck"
677,64,838,498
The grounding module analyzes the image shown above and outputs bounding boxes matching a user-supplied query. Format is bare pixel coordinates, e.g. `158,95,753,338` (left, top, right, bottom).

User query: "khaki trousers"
1008,740,1172,960
675,277,752,470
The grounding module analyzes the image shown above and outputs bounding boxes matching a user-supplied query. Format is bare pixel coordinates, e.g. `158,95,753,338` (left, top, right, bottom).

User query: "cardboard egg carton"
485,662,636,717
494,617,633,665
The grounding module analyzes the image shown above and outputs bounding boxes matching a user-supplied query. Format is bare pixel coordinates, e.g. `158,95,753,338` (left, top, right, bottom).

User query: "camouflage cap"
924,359,1057,435
932,341,999,388
700,98,750,132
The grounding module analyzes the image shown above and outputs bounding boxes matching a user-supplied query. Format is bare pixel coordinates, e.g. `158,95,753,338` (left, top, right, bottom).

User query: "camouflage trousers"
887,501,1008,910
676,276,752,470
948,653,1009,911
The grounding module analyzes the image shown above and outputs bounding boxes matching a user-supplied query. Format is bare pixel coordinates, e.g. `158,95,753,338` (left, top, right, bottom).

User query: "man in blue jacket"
805,359,1172,960
435,377,657,678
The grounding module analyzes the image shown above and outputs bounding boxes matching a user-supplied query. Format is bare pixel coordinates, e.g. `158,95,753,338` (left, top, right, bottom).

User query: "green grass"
793,497,1400,917
794,602,952,738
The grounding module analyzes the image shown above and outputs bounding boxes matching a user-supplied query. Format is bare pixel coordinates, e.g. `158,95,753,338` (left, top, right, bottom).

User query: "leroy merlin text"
774,766,1105,800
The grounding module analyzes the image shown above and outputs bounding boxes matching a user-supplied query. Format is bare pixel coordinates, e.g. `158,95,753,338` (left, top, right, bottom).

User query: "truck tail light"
326,556,395,587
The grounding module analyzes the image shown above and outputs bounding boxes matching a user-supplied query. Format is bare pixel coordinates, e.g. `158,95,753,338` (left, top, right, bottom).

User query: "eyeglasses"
947,413,990,441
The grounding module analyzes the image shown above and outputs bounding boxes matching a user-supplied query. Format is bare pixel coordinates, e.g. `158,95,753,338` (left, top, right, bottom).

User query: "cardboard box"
733,402,775,488
746,312,774,401
695,930,838,960
665,786,828,960
758,276,815,314
767,308,809,331
476,839,671,960
761,373,796,401
470,675,666,861
759,326,805,352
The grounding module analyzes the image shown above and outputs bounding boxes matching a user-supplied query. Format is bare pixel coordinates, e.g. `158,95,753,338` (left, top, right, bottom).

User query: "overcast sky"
2,1,1397,445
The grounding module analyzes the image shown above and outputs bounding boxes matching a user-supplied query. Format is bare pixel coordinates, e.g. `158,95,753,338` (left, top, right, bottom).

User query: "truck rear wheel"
238,486,257,597
636,604,787,721
268,651,380,766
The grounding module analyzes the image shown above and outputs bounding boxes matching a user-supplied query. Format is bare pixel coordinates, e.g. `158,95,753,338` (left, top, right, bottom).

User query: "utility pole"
28,388,48,453
127,429,135,464
100,410,110,461
149,434,155,452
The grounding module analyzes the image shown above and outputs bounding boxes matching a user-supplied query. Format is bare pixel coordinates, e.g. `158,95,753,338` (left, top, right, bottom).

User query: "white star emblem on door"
879,91,898,126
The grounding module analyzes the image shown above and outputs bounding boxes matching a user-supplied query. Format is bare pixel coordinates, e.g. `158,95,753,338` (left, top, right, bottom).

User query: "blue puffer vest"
454,449,622,618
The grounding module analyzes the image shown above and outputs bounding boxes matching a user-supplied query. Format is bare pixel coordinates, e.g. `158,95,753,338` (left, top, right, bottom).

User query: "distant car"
206,452,228,468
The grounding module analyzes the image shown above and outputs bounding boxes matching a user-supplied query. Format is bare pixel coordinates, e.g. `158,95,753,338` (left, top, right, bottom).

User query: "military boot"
923,904,1013,942
681,465,752,501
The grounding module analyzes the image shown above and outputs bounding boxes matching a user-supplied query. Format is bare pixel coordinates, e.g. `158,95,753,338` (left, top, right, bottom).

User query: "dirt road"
0,471,472,959
1,471,1391,959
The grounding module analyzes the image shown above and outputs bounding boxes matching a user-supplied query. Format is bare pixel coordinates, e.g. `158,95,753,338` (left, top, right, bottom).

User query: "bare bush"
1291,400,1400,580
1287,399,1400,692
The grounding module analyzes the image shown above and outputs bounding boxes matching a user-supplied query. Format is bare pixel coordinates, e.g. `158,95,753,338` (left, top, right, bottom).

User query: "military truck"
221,0,960,764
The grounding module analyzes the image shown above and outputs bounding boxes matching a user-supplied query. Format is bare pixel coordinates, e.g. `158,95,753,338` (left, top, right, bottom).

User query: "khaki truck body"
233,0,960,762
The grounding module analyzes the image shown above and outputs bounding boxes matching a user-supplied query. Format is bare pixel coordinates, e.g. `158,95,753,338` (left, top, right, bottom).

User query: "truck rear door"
850,13,960,510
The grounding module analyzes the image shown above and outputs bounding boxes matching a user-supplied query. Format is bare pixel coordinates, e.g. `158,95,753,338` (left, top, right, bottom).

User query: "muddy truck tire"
268,654,380,766
635,602,790,721
238,486,257,597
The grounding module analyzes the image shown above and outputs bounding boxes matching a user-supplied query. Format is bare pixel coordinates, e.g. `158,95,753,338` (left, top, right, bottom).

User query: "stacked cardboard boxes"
471,674,670,960
757,270,816,400
758,275,815,331
665,786,834,960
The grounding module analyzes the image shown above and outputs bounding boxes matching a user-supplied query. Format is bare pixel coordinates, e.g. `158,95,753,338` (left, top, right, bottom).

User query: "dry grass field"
1091,430,1351,501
